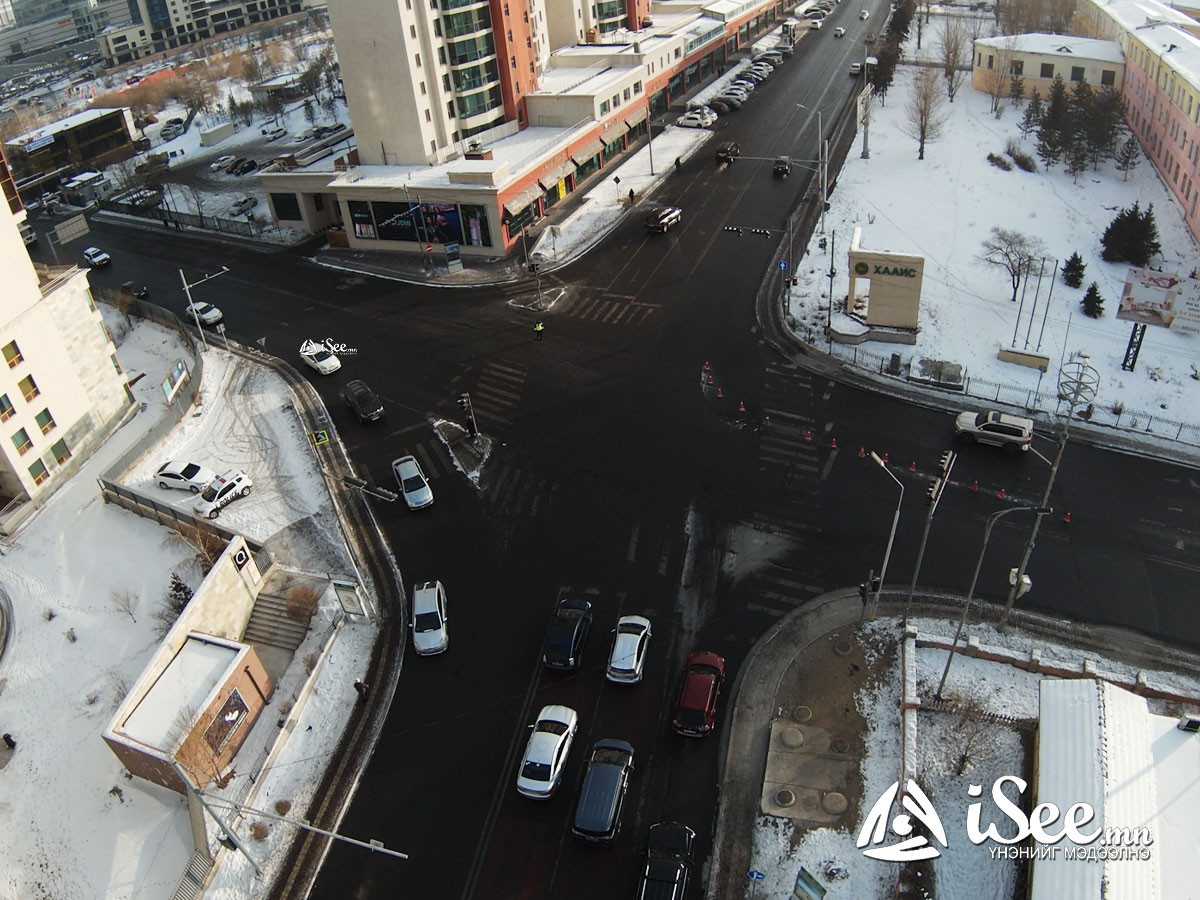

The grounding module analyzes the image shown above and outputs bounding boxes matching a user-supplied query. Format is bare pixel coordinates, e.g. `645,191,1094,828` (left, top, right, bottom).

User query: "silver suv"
954,410,1034,453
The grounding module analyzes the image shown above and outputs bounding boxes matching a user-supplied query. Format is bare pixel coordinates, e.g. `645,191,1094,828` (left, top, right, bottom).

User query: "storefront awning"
502,184,543,217
603,122,630,144
538,163,575,190
570,139,605,164
625,107,649,128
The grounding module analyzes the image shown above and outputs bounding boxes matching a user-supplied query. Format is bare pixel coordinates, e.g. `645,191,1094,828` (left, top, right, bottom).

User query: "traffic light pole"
906,450,955,615
458,392,479,438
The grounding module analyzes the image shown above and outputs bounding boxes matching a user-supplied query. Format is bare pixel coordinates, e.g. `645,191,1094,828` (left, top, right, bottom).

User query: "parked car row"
210,155,259,176
683,48,787,123
155,461,253,518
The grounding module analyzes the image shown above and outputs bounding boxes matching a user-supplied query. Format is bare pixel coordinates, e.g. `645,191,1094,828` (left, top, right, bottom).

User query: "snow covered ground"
0,311,376,900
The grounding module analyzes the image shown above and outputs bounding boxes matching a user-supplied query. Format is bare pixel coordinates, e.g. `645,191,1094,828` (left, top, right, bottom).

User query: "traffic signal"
457,393,470,411
926,477,944,504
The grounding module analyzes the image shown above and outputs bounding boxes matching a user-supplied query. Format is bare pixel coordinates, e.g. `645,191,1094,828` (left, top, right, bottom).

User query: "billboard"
1116,267,1200,333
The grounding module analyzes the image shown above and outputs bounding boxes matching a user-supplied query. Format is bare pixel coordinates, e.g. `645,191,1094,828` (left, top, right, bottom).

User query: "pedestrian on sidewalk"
3,733,15,750
354,679,370,702
674,157,682,173
534,320,545,341
628,188,635,206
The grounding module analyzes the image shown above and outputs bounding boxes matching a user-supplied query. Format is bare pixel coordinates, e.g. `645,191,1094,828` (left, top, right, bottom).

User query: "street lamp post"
179,266,230,351
866,450,904,618
936,505,1050,699
796,104,826,234
999,357,1099,624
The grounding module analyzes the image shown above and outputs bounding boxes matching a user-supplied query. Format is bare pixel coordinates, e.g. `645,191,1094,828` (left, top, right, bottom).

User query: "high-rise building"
0,144,134,535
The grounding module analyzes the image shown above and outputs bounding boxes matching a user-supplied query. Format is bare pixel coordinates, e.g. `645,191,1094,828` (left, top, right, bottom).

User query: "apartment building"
971,33,1124,100
1073,0,1200,243
0,144,134,535
261,0,780,256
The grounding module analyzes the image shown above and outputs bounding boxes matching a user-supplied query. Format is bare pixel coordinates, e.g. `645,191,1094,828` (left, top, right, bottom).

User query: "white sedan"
186,300,223,325
155,460,216,493
516,705,578,798
606,615,652,684
411,580,449,655
299,343,342,374
210,155,236,171
392,455,433,509
675,112,709,128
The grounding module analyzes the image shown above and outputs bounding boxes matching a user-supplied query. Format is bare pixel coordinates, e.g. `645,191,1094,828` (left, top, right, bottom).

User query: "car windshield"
688,663,719,678
521,760,551,781
199,483,220,501
180,463,201,478
311,349,332,362
414,612,442,632
402,475,425,493
974,412,991,427
591,747,629,765
676,708,706,728
617,623,642,635
535,720,568,736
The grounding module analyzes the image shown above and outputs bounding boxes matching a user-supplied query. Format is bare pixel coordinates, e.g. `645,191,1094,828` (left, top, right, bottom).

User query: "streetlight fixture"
795,103,827,234
505,216,546,310
936,504,1051,698
180,266,230,351
867,450,903,618
999,357,1099,625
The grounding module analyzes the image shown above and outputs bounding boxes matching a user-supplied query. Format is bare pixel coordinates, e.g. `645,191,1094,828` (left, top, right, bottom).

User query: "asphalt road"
43,7,1200,896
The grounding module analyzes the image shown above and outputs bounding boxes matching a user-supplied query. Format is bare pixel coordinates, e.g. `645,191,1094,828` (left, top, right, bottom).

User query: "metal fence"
98,197,257,237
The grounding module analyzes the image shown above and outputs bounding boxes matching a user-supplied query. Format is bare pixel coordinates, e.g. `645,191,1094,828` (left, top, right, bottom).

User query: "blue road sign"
779,260,788,270
748,869,766,881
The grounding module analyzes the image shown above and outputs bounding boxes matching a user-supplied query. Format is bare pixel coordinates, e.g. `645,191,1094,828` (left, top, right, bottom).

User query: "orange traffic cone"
998,488,1006,500
716,387,724,399
763,415,771,427
908,460,916,472
805,429,813,442
830,437,838,449
704,360,711,371
858,446,866,458
1062,511,1071,524
882,452,889,464
971,480,979,492
707,374,714,385
738,400,746,413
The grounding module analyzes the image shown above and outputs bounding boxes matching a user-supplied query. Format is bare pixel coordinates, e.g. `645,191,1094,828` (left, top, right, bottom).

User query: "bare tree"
981,227,1046,302
983,36,1019,115
110,587,138,623
938,18,969,102
902,68,948,159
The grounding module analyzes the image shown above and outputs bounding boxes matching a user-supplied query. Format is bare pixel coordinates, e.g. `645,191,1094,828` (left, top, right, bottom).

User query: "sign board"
1117,266,1200,333
779,260,788,270
445,241,463,274
748,869,766,881
310,430,330,446
793,867,828,900
161,359,189,403
24,133,55,153
54,213,90,245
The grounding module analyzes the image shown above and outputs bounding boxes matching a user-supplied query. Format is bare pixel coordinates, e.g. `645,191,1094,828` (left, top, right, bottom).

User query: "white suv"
193,470,252,518
954,410,1034,453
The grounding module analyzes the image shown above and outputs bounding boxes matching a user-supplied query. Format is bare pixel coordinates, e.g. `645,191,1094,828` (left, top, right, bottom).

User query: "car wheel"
1004,443,1019,455
189,485,201,493
157,481,169,489
959,433,975,443
208,509,220,519
241,486,251,496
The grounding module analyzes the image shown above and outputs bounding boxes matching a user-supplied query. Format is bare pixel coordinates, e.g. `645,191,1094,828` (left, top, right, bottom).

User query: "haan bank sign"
857,778,1152,864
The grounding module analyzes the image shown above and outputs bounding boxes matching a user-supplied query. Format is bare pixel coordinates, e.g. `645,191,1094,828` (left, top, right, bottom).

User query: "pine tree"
1081,282,1104,318
1129,203,1162,267
168,574,192,612
1009,74,1025,107
1019,93,1042,137
1066,136,1089,182
1101,203,1138,262
1062,252,1085,288
1115,135,1141,181
1037,76,1070,166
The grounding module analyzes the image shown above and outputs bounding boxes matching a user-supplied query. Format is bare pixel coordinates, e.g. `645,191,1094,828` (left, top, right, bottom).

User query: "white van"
859,8,870,18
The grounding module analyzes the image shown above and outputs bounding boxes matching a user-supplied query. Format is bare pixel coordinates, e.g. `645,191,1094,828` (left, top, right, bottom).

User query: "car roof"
537,704,576,726
413,581,441,612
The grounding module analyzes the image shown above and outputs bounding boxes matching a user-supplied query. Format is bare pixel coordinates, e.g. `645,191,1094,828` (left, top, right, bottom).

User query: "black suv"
644,206,683,233
342,379,385,423
774,157,791,177
636,822,695,900
715,141,741,163
542,597,592,670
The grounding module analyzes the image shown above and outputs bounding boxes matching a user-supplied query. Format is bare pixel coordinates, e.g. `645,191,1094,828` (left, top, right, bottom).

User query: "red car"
671,652,726,737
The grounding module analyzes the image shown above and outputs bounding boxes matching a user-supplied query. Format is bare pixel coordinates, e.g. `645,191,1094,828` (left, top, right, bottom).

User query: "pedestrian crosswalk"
480,454,560,518
756,360,822,490
471,361,528,427
738,568,825,619
560,292,661,327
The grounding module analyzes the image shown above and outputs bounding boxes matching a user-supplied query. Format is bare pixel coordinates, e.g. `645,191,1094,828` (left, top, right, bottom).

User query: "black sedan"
541,596,592,670
342,379,385,422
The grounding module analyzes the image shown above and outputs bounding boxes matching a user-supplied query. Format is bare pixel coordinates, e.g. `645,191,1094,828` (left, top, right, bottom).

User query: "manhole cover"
791,705,813,723
833,639,853,656
830,738,849,754
822,791,849,815
780,727,805,749
774,789,796,808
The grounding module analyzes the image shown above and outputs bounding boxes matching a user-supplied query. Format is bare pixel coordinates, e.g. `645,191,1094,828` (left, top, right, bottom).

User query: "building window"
526,36,532,47
634,81,642,94
523,10,528,21
1101,69,1115,87
1010,60,1023,76
2,341,22,369
11,427,32,456
0,394,13,422
443,73,451,91
439,47,446,64
29,459,49,485
1070,66,1084,83
623,87,630,100
448,100,456,118
986,54,993,70
18,375,38,402
512,56,517,68
612,94,620,108
420,81,427,95
425,109,432,121
410,24,416,38
111,354,122,375
34,408,54,435
600,100,610,114
415,53,421,65
1040,63,1053,78
86,290,96,311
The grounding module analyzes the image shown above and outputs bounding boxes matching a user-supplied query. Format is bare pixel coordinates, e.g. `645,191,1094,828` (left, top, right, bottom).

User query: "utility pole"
180,266,230,351
826,230,836,350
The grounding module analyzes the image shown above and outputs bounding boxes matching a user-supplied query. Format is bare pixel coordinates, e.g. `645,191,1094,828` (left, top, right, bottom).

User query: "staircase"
169,849,214,900
242,593,311,653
